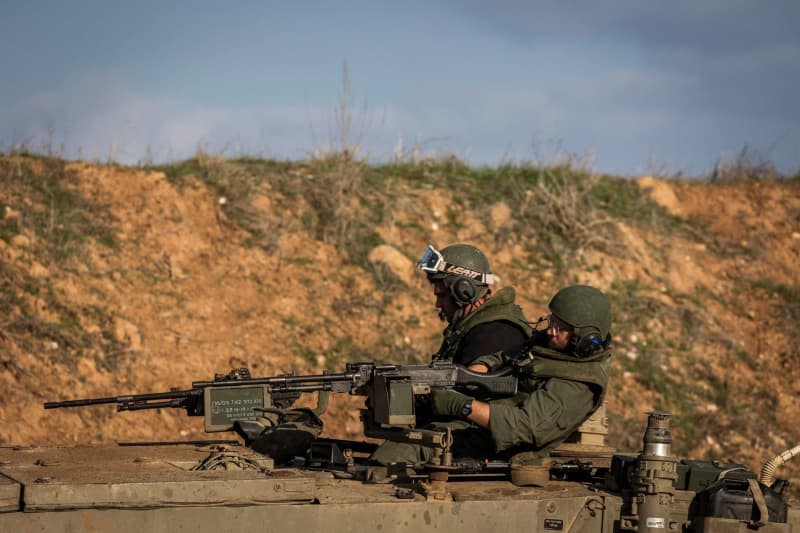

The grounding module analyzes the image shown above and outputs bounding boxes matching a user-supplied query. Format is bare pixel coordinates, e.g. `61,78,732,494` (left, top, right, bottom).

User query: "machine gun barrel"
44,389,201,411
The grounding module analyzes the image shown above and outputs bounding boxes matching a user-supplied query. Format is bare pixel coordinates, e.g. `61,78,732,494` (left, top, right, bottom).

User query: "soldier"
415,243,531,365
368,243,530,468
369,284,612,472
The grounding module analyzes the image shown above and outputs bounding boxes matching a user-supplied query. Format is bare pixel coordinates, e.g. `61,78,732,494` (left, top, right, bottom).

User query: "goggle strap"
440,262,496,285
416,245,495,285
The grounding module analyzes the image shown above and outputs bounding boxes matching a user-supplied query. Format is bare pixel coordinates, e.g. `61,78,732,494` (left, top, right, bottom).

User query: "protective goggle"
416,244,496,285
547,314,570,335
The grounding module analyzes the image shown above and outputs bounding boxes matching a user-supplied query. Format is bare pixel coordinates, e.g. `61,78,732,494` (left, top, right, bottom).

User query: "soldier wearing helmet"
415,243,531,366
368,243,531,470
544,284,613,356
370,284,612,473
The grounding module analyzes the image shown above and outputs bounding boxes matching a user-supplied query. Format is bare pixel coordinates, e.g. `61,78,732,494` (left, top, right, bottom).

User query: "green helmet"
426,244,491,280
549,285,612,356
416,243,495,307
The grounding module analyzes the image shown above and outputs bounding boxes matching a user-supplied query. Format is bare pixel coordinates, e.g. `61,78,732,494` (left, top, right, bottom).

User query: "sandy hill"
1,153,799,487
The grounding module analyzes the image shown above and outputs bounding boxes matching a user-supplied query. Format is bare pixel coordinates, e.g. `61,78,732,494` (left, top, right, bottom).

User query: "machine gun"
44,361,517,435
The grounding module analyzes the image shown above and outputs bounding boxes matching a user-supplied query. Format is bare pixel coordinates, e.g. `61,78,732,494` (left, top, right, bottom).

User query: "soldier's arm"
485,378,595,453
464,399,491,428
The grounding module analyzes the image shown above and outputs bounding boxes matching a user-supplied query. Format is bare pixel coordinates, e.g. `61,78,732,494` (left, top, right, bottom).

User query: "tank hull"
1,443,797,533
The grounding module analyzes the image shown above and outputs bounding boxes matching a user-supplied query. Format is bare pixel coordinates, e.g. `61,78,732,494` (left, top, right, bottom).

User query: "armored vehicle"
1,363,798,532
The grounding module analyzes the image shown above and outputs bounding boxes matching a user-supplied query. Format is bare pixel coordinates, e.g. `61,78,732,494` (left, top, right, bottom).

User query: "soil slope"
1,154,799,489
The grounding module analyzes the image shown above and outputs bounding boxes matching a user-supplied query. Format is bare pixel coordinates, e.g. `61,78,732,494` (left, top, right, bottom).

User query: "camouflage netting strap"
191,451,267,472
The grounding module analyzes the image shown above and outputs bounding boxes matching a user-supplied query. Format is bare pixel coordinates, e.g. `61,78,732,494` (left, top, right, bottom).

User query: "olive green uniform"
434,286,531,365
477,336,610,462
369,334,610,466
371,287,530,465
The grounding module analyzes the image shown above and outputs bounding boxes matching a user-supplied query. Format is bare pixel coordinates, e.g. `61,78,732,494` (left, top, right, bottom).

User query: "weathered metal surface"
0,444,312,511
1,442,798,533
0,472,20,512
0,498,611,533
0,443,614,532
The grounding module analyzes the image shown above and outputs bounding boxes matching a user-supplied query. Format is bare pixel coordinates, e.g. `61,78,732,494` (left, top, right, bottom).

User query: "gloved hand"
430,389,471,418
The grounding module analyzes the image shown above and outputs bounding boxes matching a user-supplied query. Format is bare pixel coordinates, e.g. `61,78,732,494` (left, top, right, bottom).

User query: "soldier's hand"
430,389,470,417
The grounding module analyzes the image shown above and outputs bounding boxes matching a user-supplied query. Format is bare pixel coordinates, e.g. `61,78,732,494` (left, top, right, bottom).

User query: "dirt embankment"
1,155,799,487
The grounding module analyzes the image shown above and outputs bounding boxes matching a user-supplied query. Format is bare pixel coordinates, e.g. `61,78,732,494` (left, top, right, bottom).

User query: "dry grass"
530,169,616,253
710,145,781,182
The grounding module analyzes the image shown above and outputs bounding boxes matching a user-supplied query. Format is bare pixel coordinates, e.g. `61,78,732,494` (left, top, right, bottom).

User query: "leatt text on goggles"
416,245,496,285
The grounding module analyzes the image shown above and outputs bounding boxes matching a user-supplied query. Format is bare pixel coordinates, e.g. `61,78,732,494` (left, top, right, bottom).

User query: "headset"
572,326,610,358
446,276,480,307
527,315,611,358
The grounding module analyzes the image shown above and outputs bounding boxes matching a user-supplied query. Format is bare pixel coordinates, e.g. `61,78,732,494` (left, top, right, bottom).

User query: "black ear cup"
449,277,478,307
574,329,603,357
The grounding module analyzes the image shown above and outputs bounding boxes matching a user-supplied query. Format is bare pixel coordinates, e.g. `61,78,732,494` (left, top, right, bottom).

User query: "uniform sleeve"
487,378,595,453
456,321,527,366
471,351,506,370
